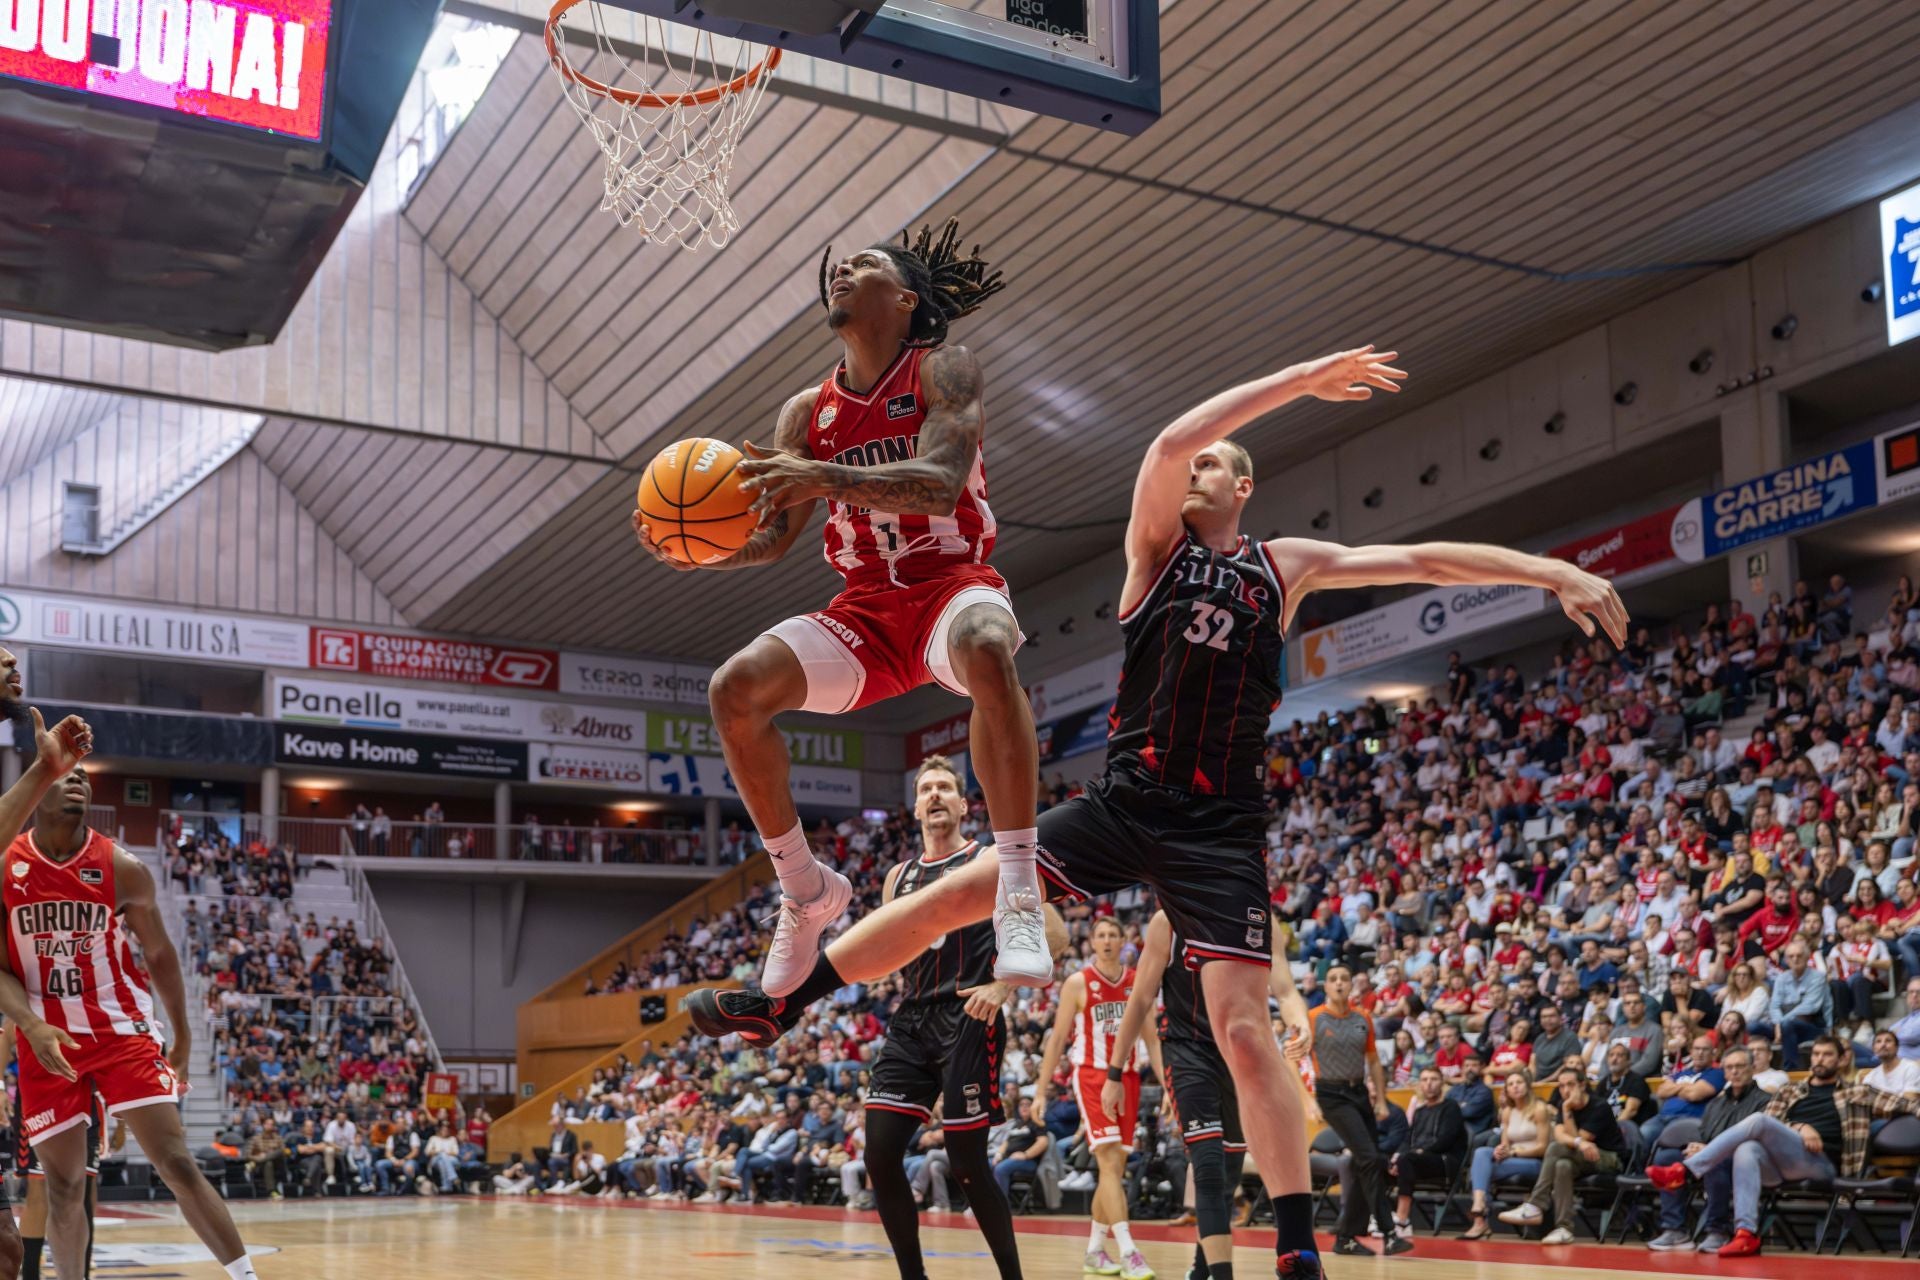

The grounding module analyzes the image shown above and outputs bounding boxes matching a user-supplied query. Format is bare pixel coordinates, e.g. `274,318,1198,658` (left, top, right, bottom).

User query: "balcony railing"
162,811,729,867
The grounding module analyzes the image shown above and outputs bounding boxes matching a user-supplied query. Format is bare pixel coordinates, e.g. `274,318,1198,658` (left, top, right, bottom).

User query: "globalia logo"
1418,600,1447,634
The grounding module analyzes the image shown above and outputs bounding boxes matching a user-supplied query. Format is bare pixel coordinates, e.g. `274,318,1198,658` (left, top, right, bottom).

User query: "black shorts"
867,1002,1004,1134
1038,770,1272,968
1163,1037,1244,1152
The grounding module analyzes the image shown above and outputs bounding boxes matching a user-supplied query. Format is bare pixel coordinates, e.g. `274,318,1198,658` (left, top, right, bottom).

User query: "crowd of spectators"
528,570,1920,1251
161,829,459,1200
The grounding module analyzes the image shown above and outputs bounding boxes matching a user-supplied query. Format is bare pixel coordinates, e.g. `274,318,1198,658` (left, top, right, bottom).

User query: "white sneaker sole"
992,875,1053,985
762,867,853,997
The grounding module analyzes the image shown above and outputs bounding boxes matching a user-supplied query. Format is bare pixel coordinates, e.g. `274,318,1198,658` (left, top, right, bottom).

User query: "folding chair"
1608,1118,1701,1243
1828,1116,1920,1255
1308,1129,1346,1226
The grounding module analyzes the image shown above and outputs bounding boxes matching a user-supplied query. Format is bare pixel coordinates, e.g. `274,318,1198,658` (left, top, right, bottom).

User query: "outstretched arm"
0,710,92,849
1120,347,1405,613
115,849,191,1081
737,345,984,521
633,390,821,572
1030,970,1084,1125
1264,537,1629,647
1108,913,1172,1089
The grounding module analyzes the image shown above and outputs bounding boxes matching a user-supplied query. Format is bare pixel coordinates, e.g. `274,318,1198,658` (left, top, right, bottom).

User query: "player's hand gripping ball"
635,438,759,566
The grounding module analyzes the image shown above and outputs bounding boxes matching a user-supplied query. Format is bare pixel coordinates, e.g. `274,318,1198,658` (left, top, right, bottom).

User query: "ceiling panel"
369,0,1920,663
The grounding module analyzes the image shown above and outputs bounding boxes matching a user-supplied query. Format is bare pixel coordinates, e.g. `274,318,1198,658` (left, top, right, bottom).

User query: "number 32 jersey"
4,830,158,1037
1106,528,1287,801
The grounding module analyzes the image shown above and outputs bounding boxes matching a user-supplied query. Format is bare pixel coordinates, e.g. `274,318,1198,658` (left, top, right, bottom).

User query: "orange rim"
546,0,783,109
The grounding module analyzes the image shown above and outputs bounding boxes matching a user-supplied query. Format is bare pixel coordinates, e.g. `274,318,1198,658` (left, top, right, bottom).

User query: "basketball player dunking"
1106,910,1316,1280
1030,917,1162,1279
862,754,1067,1280
687,344,1628,1278
636,220,1053,995
0,768,263,1280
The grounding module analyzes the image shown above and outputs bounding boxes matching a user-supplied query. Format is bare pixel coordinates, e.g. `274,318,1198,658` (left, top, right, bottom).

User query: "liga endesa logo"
0,0,333,141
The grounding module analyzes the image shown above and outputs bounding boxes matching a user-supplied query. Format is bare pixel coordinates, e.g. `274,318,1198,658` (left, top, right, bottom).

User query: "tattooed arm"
736,345,982,522
633,389,821,572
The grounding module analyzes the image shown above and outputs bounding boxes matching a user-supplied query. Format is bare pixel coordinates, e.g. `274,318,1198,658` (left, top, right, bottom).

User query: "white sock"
1112,1221,1136,1255
994,827,1038,890
223,1256,258,1280
1088,1221,1109,1252
764,824,823,900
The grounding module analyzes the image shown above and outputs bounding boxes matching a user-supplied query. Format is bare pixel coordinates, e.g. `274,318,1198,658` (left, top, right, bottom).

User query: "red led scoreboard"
0,0,332,140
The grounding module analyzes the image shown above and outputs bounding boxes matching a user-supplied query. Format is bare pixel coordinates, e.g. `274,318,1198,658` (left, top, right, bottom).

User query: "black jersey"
894,840,997,1005
1107,528,1287,800
1158,926,1215,1044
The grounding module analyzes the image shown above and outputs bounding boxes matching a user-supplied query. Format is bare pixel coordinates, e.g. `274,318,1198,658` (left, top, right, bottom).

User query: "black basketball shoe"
1275,1251,1323,1280
681,987,803,1044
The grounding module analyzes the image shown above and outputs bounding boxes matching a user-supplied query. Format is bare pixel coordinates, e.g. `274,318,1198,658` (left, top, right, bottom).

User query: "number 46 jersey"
4,830,158,1037
1106,528,1287,801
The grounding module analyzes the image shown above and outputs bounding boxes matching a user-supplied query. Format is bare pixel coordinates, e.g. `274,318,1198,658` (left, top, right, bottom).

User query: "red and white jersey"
809,344,996,588
3,831,157,1038
1634,866,1660,903
1069,964,1142,1073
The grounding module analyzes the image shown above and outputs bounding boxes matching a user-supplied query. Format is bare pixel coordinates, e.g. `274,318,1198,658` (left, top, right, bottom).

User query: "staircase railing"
342,847,446,1073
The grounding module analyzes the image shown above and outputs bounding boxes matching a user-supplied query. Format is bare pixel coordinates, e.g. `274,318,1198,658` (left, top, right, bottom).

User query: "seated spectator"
1648,1036,1920,1257
1462,1070,1552,1239
1390,1068,1464,1233
1639,1033,1723,1153
1644,1045,1770,1252
1498,1065,1630,1244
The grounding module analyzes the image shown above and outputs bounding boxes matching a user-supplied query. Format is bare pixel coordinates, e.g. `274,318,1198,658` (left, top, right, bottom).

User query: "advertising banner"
1037,699,1113,766
907,711,973,768
273,723,526,780
1874,419,1920,506
0,0,334,141
646,712,861,768
1299,584,1546,683
559,652,710,707
25,701,271,765
0,589,308,668
309,627,558,690
270,675,644,747
1547,506,1682,580
1884,178,1920,348
1668,440,1877,562
1027,651,1123,722
526,744,858,805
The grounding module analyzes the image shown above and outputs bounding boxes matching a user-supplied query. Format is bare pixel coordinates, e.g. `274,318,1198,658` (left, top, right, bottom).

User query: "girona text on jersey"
809,344,996,586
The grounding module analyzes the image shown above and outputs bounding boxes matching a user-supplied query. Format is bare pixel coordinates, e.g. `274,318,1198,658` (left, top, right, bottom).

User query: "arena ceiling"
14,0,1920,692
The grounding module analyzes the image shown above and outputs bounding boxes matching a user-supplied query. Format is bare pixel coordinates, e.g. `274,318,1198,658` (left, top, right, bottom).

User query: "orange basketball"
637,438,758,565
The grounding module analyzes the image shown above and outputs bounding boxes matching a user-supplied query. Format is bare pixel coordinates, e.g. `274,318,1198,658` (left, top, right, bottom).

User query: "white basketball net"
545,4,781,251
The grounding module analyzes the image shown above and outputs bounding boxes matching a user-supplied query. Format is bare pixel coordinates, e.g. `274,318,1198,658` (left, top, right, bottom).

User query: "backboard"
594,0,1160,134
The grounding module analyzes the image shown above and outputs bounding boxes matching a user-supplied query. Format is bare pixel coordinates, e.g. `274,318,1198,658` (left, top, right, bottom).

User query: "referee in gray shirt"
1310,966,1411,1257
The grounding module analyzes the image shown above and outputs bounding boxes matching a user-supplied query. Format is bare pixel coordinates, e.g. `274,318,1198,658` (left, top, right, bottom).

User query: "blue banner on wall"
1668,440,1878,563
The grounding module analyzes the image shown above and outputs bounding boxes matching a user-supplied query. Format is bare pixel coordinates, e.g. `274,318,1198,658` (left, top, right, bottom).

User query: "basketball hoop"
545,0,783,251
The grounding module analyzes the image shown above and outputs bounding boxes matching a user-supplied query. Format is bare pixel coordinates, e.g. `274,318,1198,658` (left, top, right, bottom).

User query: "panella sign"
0,0,333,141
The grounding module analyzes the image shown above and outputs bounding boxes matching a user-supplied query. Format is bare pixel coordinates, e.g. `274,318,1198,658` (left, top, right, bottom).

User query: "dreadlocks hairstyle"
818,217,1007,347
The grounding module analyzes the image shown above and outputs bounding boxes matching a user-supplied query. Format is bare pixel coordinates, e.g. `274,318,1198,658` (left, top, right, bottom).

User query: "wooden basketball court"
81,1195,1910,1279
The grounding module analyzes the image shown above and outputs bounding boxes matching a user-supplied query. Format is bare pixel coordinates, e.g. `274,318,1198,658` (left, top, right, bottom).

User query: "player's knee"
708,652,777,729
43,1165,85,1204
153,1144,202,1189
0,1227,18,1276
1215,1005,1278,1069
947,610,1019,691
